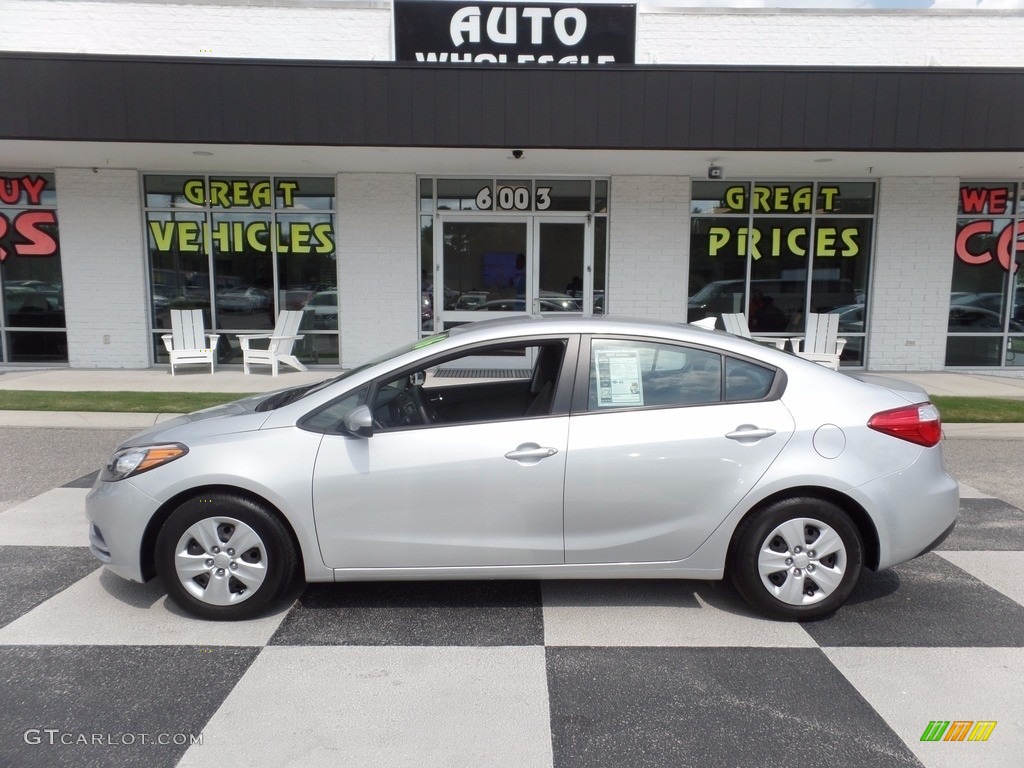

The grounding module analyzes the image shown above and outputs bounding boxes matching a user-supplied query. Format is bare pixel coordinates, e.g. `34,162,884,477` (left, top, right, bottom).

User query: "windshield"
258,332,451,412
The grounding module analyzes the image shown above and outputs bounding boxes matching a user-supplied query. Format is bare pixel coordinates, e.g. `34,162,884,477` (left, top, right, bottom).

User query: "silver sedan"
87,316,958,621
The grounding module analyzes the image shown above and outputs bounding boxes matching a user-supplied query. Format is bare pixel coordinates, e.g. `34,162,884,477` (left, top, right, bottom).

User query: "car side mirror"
342,404,374,438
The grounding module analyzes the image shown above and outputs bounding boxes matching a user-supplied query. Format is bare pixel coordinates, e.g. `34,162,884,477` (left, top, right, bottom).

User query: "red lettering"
12,211,58,256
960,186,1010,215
989,188,1009,215
0,215,7,261
955,220,994,265
21,176,47,206
0,175,48,205
996,220,1024,274
0,178,19,205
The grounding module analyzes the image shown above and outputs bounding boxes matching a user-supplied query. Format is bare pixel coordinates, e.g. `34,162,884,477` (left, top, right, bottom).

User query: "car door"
311,338,574,569
563,336,795,564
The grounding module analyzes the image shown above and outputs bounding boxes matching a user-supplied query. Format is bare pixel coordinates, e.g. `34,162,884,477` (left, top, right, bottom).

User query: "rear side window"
589,339,722,409
725,357,775,402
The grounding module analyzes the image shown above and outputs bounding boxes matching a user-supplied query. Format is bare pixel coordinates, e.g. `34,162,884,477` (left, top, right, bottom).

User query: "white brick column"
867,177,958,371
56,168,150,368
336,173,418,368
608,176,690,322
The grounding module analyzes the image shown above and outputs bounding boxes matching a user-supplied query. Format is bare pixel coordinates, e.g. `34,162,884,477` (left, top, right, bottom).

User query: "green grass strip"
931,396,1024,424
0,391,248,414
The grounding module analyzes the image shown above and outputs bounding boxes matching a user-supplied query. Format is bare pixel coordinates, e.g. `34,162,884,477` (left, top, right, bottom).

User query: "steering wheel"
408,382,432,425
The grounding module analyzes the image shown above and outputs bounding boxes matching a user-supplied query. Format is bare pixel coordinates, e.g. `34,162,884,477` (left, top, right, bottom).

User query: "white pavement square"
824,647,1024,768
177,646,554,768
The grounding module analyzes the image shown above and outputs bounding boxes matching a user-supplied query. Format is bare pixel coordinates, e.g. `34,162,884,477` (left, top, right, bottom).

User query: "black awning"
2,53,1021,152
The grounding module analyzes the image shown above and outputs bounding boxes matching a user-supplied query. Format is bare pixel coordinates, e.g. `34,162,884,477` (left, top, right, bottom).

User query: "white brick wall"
608,176,690,322
55,168,151,368
638,10,1024,67
336,173,417,367
3,2,392,61
4,2,1020,67
867,177,958,371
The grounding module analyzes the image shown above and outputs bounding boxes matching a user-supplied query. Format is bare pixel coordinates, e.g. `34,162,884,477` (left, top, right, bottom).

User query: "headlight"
100,444,188,481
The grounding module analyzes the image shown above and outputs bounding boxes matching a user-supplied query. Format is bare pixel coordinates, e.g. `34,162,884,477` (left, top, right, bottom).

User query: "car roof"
445,314,717,344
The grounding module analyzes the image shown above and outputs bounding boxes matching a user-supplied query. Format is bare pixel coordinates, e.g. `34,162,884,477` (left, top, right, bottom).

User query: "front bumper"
85,479,161,583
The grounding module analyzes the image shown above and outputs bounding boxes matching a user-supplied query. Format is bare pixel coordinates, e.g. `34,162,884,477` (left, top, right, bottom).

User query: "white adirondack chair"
237,310,308,376
690,316,718,329
790,312,847,370
162,309,220,375
720,312,788,349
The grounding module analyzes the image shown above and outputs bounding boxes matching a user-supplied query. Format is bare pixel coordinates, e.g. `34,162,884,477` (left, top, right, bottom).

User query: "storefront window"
145,175,337,365
689,180,874,367
947,181,1024,366
0,172,67,363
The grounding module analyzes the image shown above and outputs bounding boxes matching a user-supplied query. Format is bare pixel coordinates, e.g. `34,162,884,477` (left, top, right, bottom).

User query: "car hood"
843,373,930,404
118,393,275,448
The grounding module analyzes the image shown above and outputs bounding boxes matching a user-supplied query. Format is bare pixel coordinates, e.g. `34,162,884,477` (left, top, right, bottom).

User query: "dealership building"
2,0,1024,371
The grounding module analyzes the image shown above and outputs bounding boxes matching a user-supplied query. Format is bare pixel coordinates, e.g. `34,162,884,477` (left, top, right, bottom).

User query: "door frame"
434,212,593,330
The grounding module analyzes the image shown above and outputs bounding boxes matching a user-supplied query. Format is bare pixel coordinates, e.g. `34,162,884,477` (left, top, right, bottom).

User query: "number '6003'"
476,185,552,211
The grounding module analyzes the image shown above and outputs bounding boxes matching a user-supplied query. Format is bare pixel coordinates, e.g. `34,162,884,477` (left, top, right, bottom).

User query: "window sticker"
594,347,644,407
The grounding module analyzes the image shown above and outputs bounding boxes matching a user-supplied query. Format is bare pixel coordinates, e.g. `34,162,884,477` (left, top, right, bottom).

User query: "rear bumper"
858,456,959,571
911,518,957,560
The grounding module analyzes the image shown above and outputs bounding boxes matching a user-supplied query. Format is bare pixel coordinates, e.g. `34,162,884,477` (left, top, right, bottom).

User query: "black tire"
155,492,298,621
729,496,863,621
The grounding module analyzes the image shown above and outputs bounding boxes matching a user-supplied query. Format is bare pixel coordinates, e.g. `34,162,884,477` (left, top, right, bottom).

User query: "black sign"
394,2,636,66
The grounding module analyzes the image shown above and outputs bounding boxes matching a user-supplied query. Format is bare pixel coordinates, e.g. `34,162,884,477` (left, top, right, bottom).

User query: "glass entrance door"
435,215,591,330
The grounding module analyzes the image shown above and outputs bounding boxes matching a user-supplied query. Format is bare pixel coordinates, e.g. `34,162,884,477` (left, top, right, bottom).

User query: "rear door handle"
725,425,777,443
504,443,559,464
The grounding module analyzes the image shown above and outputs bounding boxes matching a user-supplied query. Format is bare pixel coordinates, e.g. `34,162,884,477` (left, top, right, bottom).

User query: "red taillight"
868,403,942,447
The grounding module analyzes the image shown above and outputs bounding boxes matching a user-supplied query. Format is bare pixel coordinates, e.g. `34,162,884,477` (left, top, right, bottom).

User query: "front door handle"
725,425,777,443
504,443,559,464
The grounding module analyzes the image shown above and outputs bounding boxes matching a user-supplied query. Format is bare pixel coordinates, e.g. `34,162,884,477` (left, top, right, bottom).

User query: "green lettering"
724,186,746,212
819,186,840,212
183,180,206,206
313,223,335,253
149,220,175,251
708,227,731,256
841,227,860,257
278,181,298,208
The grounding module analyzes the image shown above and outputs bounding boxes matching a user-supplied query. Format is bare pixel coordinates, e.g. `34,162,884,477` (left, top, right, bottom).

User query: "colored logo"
920,721,997,742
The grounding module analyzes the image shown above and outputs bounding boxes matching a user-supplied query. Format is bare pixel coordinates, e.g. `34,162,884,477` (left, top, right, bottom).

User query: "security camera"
512,149,524,160
708,165,723,180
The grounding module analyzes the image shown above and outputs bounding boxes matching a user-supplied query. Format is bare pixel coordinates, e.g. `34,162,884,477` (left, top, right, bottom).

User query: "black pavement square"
802,553,1024,647
63,471,99,489
0,546,100,629
0,645,259,768
940,498,1024,551
546,647,922,768
269,580,545,646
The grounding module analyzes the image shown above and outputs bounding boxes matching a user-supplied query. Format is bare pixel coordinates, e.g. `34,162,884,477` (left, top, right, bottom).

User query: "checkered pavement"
1,474,1021,768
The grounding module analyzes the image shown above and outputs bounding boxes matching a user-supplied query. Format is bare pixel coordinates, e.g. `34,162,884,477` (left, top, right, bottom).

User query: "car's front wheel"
730,497,863,621
155,492,298,620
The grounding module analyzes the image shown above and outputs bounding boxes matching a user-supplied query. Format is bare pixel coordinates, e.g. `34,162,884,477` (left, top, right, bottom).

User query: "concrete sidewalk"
1,366,1023,437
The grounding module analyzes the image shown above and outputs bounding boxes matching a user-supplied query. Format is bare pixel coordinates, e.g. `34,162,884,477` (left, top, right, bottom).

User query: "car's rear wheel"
730,497,863,621
155,492,298,621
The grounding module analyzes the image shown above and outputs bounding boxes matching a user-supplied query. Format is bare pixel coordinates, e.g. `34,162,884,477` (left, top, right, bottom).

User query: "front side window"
144,174,337,366
371,340,567,430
